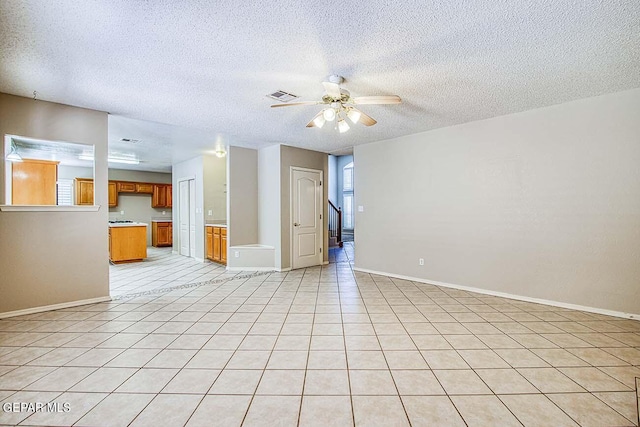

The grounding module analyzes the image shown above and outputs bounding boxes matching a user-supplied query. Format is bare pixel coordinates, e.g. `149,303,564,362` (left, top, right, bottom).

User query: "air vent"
120,138,141,143
267,90,299,103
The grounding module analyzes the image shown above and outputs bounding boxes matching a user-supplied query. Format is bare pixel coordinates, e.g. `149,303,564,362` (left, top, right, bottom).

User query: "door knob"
294,223,300,227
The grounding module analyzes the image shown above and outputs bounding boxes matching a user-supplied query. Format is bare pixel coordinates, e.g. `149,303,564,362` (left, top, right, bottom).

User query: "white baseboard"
276,267,292,272
353,267,640,321
0,296,112,319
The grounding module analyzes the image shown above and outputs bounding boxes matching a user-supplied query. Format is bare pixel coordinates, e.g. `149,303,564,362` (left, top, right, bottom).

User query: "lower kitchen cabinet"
109,225,147,263
205,225,227,265
152,221,173,247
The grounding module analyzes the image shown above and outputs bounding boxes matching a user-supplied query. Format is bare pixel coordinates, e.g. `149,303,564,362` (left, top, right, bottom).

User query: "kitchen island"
108,221,147,263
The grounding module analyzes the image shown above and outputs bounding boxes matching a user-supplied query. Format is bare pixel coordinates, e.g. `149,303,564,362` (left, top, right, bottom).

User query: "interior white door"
292,168,323,269
189,179,196,257
179,180,190,256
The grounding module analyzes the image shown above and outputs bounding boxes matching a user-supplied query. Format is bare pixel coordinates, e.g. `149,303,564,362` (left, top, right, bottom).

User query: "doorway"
291,167,323,269
178,178,196,258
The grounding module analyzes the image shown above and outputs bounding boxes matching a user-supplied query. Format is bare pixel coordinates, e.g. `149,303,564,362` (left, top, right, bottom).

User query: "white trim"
0,296,112,319
276,267,292,272
322,261,329,265
353,267,640,320
195,257,205,263
0,205,101,212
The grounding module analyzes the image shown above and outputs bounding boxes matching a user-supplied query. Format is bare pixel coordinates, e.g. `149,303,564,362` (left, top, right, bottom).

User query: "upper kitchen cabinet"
3,135,95,207
152,184,172,208
11,159,59,205
75,178,94,205
108,182,118,207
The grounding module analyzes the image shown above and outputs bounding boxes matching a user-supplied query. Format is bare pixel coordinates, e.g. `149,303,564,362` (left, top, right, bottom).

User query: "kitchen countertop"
206,223,227,227
108,222,148,228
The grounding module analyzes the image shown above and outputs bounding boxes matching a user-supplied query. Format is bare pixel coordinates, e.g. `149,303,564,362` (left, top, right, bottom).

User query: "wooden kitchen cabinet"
152,184,172,208
108,181,118,207
75,178,94,205
117,181,136,193
152,221,173,247
206,225,226,265
12,159,59,205
136,183,154,193
109,225,147,263
206,226,213,260
220,227,227,264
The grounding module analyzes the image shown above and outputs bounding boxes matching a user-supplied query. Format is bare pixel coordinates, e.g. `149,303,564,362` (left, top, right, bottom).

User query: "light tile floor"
109,247,231,297
1,242,639,426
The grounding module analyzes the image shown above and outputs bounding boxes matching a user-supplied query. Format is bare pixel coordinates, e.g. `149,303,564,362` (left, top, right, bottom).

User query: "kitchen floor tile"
129,393,202,427
243,395,301,427
299,395,353,427
548,392,633,427
352,395,410,427
391,369,445,395
433,369,492,395
451,395,522,427
185,395,251,427
402,395,466,426
499,394,579,427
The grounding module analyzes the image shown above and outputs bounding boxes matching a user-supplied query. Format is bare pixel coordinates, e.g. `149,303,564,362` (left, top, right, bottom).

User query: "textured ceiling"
1,0,639,169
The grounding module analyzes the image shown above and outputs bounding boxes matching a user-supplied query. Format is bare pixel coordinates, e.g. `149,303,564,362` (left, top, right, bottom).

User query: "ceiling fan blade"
322,82,342,99
271,101,321,108
352,95,402,105
355,109,377,126
306,111,324,128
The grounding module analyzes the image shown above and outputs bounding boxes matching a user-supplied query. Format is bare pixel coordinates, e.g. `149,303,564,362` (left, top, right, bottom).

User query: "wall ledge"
0,205,101,212
0,296,112,319
353,266,640,321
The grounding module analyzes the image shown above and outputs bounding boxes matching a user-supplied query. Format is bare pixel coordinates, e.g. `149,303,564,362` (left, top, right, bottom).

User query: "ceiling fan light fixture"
323,108,336,122
313,115,326,128
338,118,350,133
347,108,361,124
214,148,227,158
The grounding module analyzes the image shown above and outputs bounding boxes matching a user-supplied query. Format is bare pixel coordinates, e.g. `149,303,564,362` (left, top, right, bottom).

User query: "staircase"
328,200,343,248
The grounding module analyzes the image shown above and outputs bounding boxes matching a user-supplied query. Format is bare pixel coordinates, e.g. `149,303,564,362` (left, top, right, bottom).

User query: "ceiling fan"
270,75,401,133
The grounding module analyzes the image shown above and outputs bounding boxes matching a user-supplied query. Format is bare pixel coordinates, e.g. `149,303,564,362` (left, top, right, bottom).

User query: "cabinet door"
152,185,167,208
75,178,94,205
206,227,213,260
213,227,221,262
117,182,136,192
108,182,117,207
12,159,59,205
136,183,154,194
221,234,227,264
166,185,172,208
157,224,170,245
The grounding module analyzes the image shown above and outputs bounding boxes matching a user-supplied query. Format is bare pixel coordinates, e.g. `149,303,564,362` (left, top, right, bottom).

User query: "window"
343,162,353,191
56,179,73,205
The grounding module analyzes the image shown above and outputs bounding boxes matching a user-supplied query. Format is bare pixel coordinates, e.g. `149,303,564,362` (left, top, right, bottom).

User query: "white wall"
0,93,109,316
354,88,640,317
172,156,204,260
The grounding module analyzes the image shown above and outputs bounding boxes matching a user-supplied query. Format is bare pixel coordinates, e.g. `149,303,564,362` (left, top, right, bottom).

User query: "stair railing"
328,200,343,247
